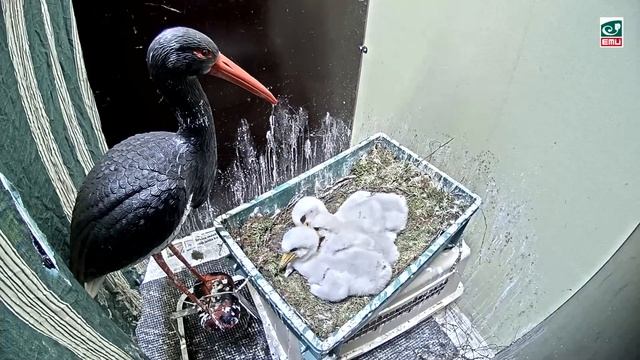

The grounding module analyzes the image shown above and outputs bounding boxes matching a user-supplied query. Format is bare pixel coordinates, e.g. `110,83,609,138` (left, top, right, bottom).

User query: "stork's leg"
152,253,211,315
167,244,207,283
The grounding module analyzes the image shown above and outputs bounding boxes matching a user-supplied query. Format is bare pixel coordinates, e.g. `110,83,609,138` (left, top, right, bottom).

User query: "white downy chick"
309,247,392,302
336,191,408,234
309,269,349,302
311,211,399,264
291,196,329,226
370,192,409,233
329,247,392,296
370,231,399,265
308,213,375,254
335,191,386,233
279,226,328,284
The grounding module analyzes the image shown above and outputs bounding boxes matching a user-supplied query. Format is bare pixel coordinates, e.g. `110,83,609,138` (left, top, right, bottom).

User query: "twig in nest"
261,226,272,249
426,137,454,161
319,175,356,198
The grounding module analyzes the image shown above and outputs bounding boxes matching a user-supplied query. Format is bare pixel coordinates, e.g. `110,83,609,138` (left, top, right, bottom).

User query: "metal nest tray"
214,133,481,358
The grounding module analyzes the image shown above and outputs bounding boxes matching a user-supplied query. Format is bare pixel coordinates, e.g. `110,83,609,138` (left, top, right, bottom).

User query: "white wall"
352,0,640,346
496,225,640,360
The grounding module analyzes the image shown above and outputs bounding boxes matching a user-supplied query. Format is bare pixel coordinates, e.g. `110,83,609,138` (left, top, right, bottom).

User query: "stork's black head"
147,27,219,78
146,27,277,104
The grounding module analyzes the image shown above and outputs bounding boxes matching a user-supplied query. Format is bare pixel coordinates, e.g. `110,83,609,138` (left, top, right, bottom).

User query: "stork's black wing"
70,132,196,282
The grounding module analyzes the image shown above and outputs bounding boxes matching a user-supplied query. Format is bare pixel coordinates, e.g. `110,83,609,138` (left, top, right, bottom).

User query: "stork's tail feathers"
84,276,106,298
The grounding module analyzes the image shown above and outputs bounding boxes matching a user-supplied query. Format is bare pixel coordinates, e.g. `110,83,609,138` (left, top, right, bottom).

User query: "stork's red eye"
194,49,211,59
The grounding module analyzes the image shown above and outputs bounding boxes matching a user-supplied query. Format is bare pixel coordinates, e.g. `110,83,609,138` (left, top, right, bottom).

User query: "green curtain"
0,0,144,358
0,0,107,259
0,174,144,359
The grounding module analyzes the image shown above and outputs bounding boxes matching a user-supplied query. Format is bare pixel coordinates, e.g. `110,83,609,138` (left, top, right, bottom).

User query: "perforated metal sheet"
136,258,271,360
355,318,459,360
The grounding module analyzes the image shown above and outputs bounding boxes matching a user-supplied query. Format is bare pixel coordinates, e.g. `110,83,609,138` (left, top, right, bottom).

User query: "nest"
231,145,466,338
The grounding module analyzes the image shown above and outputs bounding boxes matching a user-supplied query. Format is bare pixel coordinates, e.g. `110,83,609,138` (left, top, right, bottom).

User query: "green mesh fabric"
0,0,107,259
0,174,145,359
0,0,143,357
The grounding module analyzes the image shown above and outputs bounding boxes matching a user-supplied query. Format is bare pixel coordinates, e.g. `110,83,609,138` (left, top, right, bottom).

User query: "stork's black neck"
155,74,218,206
157,76,214,138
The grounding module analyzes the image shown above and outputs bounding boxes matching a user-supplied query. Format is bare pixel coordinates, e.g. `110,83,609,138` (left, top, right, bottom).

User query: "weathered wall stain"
425,135,541,344
369,124,543,346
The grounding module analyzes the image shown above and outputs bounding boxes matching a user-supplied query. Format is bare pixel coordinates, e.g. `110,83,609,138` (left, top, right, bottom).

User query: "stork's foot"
152,253,212,317
155,252,243,331
193,272,243,330
167,244,208,283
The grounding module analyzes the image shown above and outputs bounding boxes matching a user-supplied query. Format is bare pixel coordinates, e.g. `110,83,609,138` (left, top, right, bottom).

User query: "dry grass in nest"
230,145,466,338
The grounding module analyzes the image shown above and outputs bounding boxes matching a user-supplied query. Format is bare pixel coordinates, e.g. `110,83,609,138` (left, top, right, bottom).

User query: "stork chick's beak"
209,53,278,105
278,252,297,271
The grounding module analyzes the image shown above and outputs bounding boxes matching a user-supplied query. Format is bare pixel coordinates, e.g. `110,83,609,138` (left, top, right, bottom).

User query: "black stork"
69,27,277,320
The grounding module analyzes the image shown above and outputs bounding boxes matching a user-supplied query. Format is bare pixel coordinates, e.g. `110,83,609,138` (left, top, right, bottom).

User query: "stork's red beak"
209,53,278,105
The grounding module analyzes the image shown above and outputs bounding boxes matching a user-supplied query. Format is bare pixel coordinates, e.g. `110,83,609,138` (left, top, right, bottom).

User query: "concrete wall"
351,0,640,346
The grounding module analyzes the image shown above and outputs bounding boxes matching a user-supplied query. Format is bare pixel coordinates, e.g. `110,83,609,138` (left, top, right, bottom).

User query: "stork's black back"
70,133,197,282
69,27,219,283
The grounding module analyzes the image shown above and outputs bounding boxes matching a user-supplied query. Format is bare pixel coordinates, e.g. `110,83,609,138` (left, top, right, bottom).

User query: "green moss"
231,145,466,338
